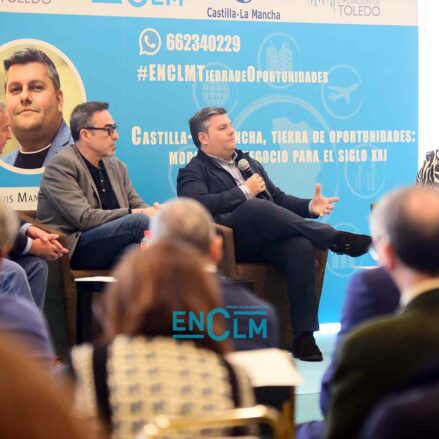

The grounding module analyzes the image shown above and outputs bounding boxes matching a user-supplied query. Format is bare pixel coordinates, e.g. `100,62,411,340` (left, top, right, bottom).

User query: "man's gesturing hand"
309,183,339,217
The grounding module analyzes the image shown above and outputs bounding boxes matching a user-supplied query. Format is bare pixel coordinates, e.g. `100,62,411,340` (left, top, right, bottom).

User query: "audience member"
150,197,279,350
0,200,54,367
2,48,73,169
296,267,400,439
360,362,439,439
71,242,254,438
0,335,95,439
0,102,67,308
325,186,439,438
177,107,371,361
37,101,159,269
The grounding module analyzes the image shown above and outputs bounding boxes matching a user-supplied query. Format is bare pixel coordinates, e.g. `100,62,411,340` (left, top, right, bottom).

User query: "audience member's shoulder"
342,312,403,356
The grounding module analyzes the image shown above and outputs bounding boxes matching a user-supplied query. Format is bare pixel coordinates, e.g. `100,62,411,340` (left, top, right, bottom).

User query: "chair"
16,211,110,352
215,224,328,349
136,405,289,439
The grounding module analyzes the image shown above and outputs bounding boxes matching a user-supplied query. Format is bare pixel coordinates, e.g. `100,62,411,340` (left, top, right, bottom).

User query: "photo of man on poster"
1,47,73,170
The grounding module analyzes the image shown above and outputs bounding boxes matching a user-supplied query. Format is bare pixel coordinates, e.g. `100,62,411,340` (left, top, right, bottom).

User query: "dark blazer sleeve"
9,218,29,257
177,160,247,217
249,157,314,218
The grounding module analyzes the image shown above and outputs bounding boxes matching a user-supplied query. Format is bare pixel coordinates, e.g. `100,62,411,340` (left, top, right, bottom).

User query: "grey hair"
370,186,439,274
70,101,109,141
0,201,18,254
150,198,215,254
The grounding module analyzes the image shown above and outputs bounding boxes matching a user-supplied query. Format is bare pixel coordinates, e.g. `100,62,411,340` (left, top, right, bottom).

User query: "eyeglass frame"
83,124,118,136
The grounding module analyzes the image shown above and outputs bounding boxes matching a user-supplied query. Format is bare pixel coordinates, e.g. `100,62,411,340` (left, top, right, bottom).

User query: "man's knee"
0,259,33,300
3,258,28,282
123,213,150,238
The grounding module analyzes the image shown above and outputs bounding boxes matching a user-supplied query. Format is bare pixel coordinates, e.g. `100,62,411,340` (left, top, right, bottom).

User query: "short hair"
150,198,215,254
70,101,109,141
370,186,439,275
100,242,229,354
0,201,18,254
189,107,227,148
3,48,60,91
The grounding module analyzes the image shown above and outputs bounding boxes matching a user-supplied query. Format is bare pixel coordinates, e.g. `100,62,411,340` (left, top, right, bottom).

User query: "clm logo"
92,0,183,7
236,0,253,3
172,308,267,341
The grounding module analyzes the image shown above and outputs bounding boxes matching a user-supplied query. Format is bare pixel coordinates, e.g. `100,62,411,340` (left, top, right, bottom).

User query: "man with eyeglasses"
37,101,158,269
2,48,72,169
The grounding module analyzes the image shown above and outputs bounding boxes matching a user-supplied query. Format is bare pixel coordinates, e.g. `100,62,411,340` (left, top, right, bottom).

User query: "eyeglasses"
84,124,117,136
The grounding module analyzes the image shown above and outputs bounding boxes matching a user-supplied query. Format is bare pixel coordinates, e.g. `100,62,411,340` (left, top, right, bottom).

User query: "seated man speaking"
37,101,158,269
177,107,371,361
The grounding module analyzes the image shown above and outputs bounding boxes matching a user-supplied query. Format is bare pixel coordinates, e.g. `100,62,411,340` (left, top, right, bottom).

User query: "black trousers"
224,198,336,334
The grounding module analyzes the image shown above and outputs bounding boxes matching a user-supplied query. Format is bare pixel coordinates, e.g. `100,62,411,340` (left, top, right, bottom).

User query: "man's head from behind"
0,200,18,258
70,101,118,164
189,107,235,160
3,48,63,147
150,198,222,264
0,103,12,153
370,186,439,278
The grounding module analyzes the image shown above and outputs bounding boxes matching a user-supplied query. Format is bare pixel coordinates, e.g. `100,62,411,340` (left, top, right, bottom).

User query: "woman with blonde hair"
71,241,254,438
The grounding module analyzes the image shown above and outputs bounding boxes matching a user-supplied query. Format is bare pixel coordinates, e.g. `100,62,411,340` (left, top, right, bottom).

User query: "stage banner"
0,0,418,322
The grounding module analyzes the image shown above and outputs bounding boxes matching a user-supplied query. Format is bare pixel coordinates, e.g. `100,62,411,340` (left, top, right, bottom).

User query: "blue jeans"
1,258,34,303
71,214,149,270
0,257,48,309
13,255,48,309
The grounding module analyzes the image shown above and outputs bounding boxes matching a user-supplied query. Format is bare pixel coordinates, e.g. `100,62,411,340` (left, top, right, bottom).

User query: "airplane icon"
327,83,359,103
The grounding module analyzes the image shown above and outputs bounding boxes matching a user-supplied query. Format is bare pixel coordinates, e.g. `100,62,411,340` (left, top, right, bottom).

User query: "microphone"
238,158,272,200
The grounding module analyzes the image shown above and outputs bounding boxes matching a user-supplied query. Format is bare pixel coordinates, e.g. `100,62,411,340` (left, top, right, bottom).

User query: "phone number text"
166,33,241,53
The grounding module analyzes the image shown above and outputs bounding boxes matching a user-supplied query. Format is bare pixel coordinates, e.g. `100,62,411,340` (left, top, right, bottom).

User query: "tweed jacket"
326,287,439,439
37,144,147,254
72,336,255,439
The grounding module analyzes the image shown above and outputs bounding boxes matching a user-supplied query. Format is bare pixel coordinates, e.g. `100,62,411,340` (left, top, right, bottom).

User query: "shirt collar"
207,151,238,165
401,278,439,306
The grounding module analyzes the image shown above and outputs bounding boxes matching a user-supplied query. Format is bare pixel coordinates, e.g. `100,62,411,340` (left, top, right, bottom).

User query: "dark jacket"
326,288,439,439
177,149,313,226
9,219,29,258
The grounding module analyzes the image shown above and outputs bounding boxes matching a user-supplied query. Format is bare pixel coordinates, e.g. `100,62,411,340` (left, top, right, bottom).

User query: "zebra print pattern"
416,150,439,188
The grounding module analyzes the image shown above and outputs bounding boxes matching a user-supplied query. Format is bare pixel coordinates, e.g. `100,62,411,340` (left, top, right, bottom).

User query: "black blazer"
9,219,29,258
177,149,313,226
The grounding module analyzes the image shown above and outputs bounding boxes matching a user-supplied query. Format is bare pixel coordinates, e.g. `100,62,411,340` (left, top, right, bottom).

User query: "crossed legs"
71,214,150,270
